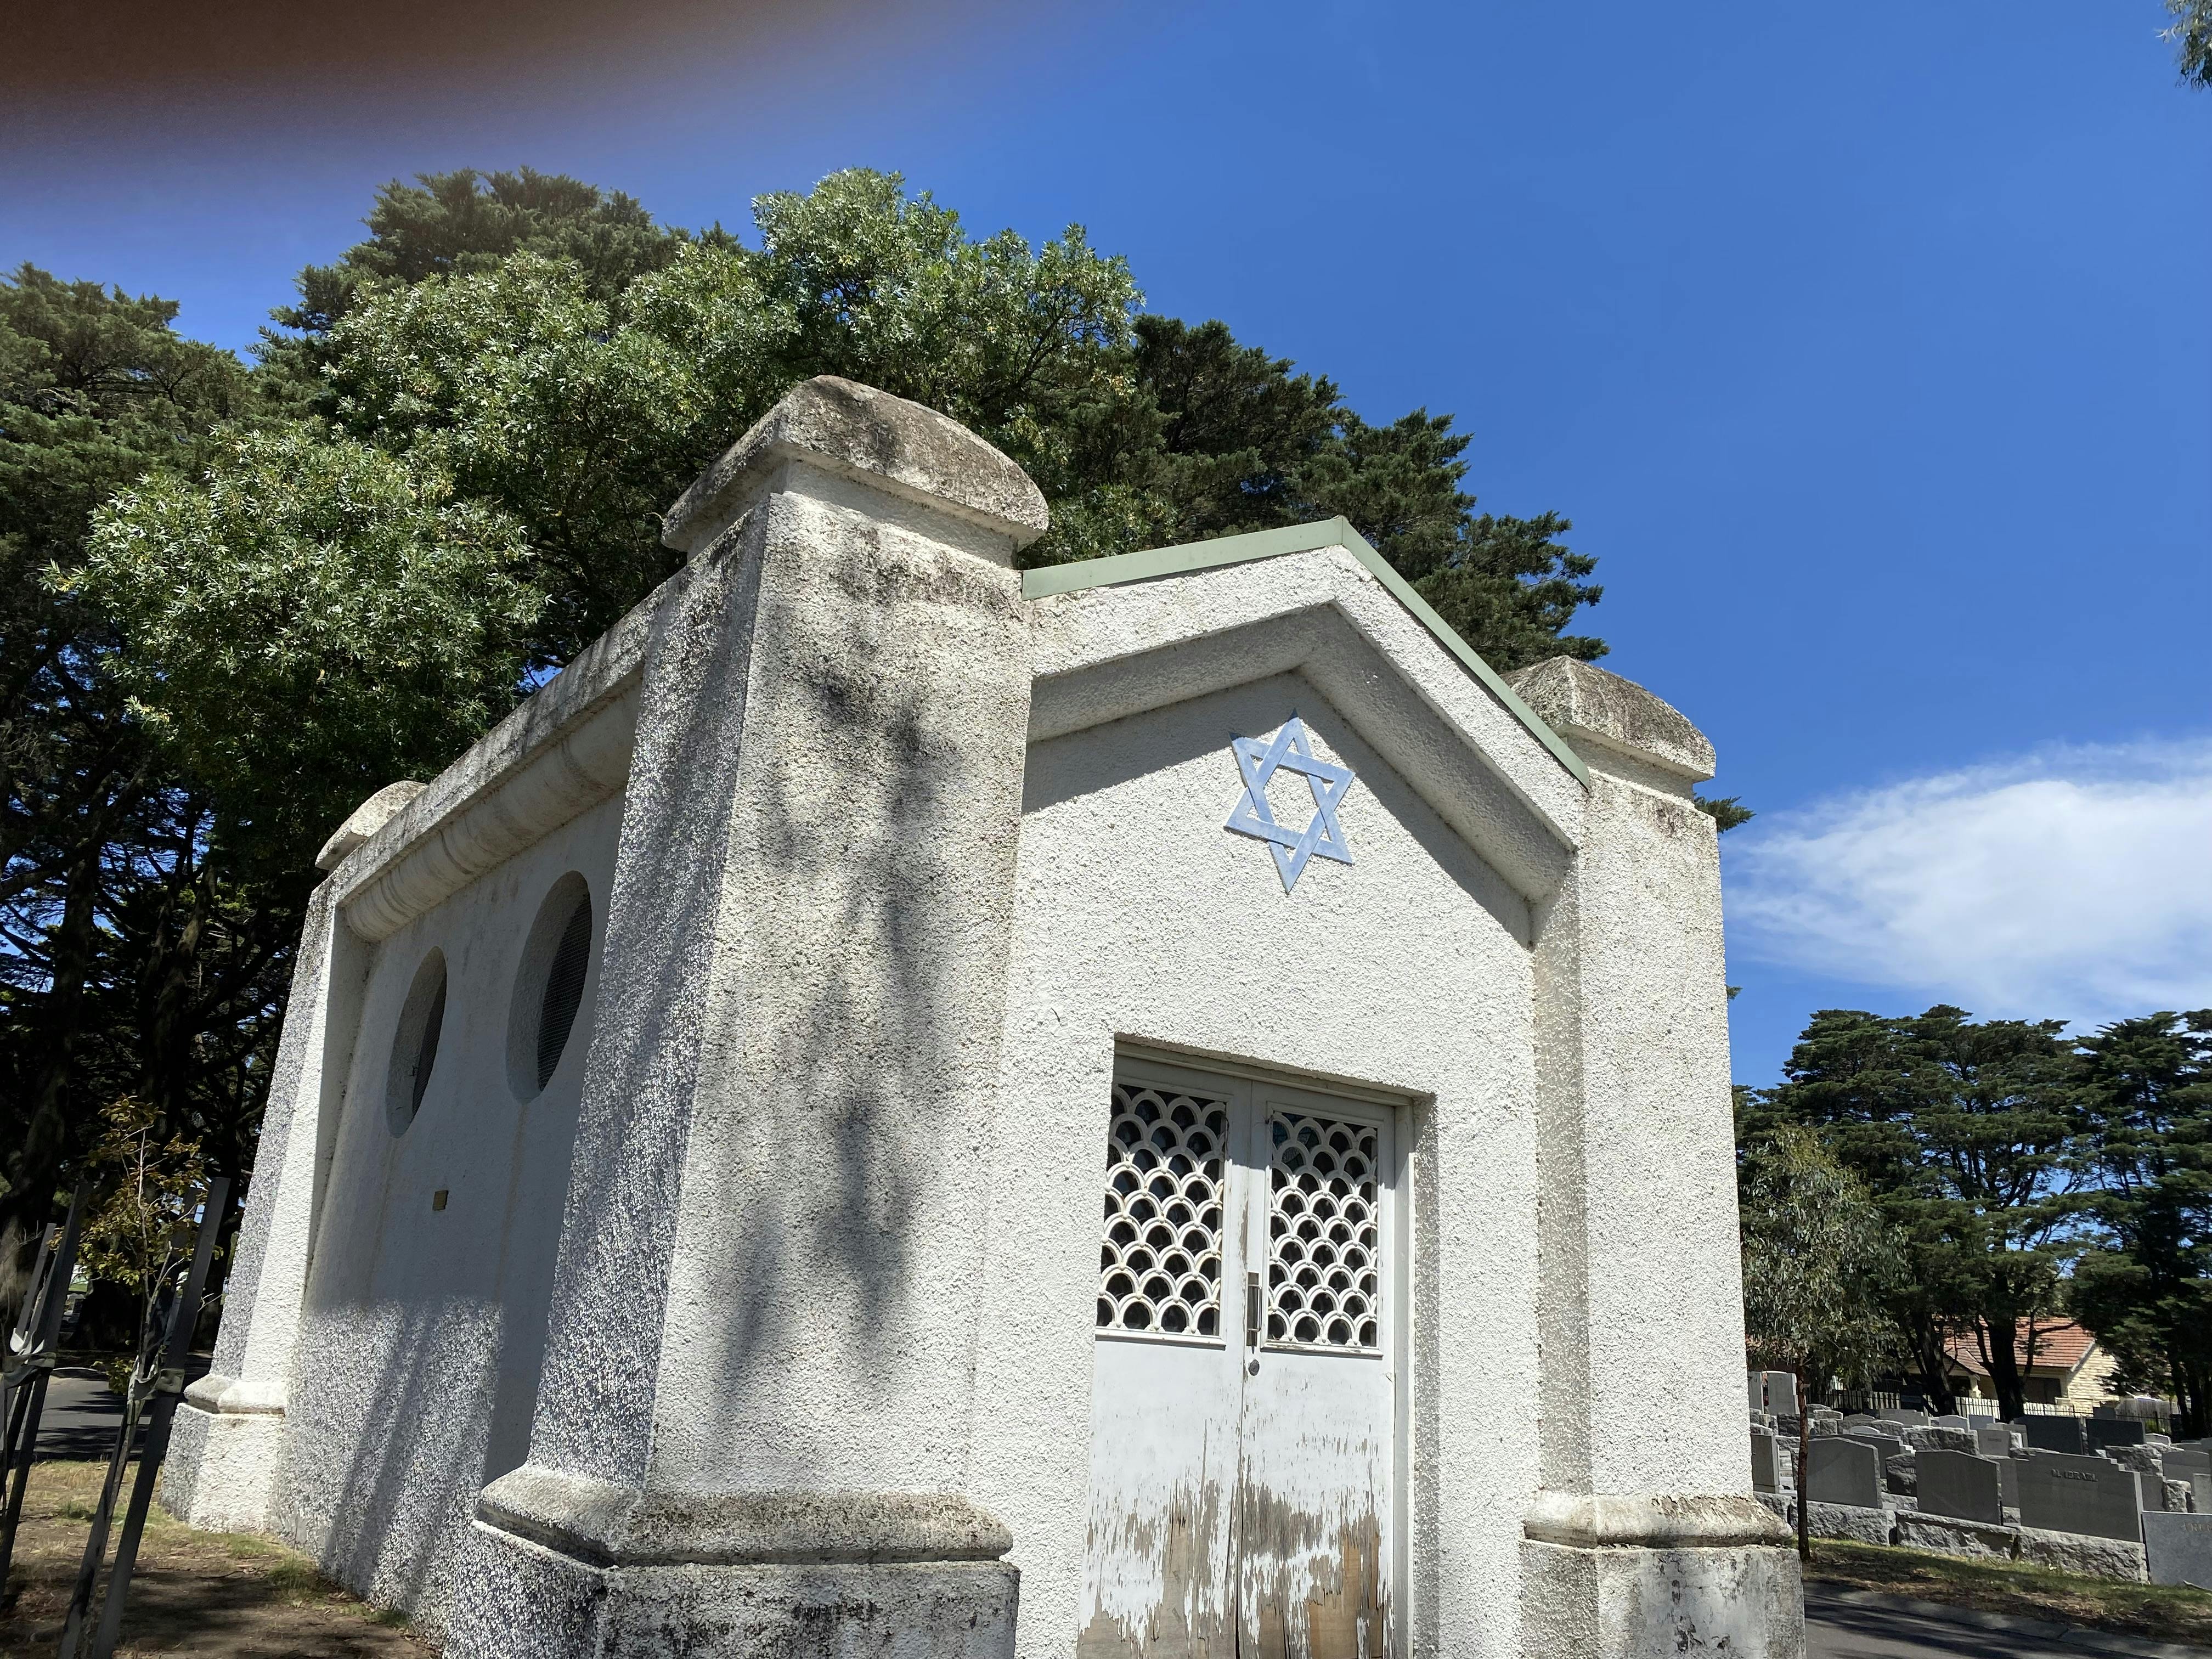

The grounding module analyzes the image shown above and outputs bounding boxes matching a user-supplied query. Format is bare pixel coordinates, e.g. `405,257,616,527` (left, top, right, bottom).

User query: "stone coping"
662,376,1049,557
179,1371,286,1417
475,1464,1014,1570
1522,1490,1791,1549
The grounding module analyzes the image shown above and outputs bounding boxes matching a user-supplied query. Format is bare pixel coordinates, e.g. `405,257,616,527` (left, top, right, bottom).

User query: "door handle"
1245,1272,1260,1347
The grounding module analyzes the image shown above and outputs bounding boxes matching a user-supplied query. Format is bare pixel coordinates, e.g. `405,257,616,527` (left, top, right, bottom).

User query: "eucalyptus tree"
1739,1122,1900,1559
50,164,1630,1257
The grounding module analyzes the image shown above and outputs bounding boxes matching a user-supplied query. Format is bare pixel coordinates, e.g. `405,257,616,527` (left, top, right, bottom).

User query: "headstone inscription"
2142,1513,2212,1590
1974,1425,2013,1458
2086,1417,2147,1451
1807,1437,1883,1510
2018,1416,2086,1455
1750,1430,1780,1493
2018,1453,2145,1542
1917,1449,2005,1526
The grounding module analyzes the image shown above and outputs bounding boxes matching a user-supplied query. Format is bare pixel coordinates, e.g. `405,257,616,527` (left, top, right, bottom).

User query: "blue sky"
8,0,2208,1084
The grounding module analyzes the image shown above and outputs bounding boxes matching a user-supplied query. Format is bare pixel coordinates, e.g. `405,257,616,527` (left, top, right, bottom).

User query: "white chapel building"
165,376,1802,1657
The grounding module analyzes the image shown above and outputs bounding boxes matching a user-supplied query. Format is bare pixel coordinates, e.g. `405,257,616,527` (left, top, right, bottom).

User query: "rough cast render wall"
167,375,1786,1657
270,795,622,1628
978,672,1545,1657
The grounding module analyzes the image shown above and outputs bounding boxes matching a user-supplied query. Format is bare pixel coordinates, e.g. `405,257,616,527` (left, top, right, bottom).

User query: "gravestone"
2018,1453,2145,1542
1807,1437,1883,1510
1845,1427,1909,1463
1762,1371,1799,1417
1917,1449,2005,1526
2196,1472,2210,1514
2157,1446,2210,1482
2086,1417,2147,1452
1879,1409,1929,1427
1975,1425,2013,1458
1932,1415,1970,1430
2019,1415,2086,1455
1996,1457,2020,1510
1746,1371,1763,1413
1750,1429,1780,1493
2142,1513,2212,1590
1841,1414,1882,1430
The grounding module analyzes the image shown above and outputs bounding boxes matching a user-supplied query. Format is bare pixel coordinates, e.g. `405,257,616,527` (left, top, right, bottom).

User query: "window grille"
1265,1109,1379,1351
1097,1084,1227,1339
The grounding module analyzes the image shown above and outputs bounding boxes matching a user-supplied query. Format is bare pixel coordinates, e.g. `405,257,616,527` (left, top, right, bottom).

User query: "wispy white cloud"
1724,738,2212,1026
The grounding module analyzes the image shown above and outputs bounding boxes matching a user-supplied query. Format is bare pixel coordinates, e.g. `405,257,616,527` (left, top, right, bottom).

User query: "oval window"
387,950,448,1135
509,874,595,1100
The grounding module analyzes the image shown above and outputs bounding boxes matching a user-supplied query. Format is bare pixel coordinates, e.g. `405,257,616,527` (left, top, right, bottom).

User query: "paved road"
26,1367,136,1458
1808,1585,2209,1658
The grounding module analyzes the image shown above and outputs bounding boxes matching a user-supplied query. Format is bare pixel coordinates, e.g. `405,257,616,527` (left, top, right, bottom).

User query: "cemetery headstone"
1842,1414,1882,1430
1974,1425,2013,1458
2018,1416,2086,1455
1932,1415,1970,1430
1750,1430,1780,1494
1746,1372,1764,1413
1762,1372,1799,1417
2018,1453,2145,1542
2157,1447,2210,1483
2142,1513,2212,1590
1996,1458,2020,1510
2086,1417,2147,1452
1880,1409,1930,1427
1845,1428,1909,1464
1917,1449,2006,1526
2196,1472,2210,1514
1807,1437,1883,1510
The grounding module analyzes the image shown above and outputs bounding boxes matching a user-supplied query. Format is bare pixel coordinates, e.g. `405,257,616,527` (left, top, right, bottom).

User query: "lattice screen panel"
1097,1084,1228,1339
1266,1110,1380,1350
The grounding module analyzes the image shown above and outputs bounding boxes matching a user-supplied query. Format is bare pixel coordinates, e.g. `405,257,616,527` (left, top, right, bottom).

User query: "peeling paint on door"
1078,1064,1397,1659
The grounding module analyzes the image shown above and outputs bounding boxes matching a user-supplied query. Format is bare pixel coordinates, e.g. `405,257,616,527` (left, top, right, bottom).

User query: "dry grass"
1808,1537,2212,1646
0,1458,422,1657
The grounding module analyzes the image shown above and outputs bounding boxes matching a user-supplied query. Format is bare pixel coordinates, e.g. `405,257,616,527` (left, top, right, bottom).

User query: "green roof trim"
1019,517,1590,788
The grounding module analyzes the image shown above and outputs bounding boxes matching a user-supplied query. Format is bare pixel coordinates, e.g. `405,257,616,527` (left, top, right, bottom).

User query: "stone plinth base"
1803,1501,1895,1547
159,1389,287,1531
1521,1493,1804,1658
1894,1513,2017,1560
2017,1526,2147,1583
445,1466,1019,1659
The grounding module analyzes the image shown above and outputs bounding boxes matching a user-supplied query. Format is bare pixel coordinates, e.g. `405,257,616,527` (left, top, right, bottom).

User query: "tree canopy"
1742,1004,2212,1434
6,165,1641,1254
1742,1005,2084,1419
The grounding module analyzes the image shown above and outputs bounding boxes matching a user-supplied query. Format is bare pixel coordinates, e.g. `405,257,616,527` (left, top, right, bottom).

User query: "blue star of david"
1224,716,1356,892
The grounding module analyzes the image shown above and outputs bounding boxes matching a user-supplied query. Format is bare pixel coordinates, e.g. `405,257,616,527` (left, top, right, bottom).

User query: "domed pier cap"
1505,657,1716,783
315,780,427,872
660,375,1051,560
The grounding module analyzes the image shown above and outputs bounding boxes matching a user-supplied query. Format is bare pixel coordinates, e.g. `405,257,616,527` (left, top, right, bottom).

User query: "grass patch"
1808,1538,2212,1646
0,1456,423,1653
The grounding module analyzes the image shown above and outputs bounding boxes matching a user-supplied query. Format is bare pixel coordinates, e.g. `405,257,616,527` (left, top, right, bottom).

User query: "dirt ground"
0,1458,424,1658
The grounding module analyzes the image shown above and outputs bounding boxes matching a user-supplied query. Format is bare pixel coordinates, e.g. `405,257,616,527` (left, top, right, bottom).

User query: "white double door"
1079,1058,1400,1659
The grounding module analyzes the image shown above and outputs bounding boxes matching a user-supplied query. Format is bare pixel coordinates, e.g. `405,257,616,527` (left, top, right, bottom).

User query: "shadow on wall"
691,563,1006,1479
